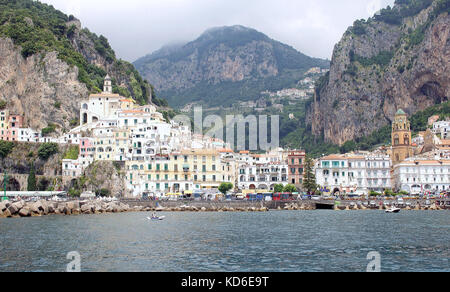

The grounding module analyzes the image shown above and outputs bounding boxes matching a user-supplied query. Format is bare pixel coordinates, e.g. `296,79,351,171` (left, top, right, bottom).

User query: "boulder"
47,204,55,214
57,204,68,215
30,203,42,215
81,204,93,214
14,200,26,210
66,202,76,212
19,207,31,217
201,207,207,212
7,204,20,215
0,201,9,212
3,208,12,218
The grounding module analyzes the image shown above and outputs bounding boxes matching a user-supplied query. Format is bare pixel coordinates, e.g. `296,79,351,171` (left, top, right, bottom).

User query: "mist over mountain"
134,25,330,107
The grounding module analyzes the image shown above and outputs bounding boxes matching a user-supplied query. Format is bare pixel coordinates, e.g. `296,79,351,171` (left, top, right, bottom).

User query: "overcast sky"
41,0,395,62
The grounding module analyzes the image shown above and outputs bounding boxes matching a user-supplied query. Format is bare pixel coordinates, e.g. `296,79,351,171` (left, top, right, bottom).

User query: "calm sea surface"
0,211,448,272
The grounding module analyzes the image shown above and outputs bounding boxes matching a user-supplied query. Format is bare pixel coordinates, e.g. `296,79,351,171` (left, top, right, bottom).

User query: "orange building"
288,150,306,187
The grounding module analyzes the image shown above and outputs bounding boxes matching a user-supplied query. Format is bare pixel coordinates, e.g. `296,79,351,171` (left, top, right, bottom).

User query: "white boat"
386,207,401,213
147,216,166,221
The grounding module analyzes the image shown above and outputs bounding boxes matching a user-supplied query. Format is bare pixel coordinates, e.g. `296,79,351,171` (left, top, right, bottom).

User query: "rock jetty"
0,200,270,218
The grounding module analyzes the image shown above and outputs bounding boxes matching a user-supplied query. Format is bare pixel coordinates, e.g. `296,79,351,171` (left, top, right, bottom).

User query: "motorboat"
386,207,401,213
147,216,166,221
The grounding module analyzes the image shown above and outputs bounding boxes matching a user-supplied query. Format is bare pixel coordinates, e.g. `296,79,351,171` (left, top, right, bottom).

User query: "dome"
396,109,406,115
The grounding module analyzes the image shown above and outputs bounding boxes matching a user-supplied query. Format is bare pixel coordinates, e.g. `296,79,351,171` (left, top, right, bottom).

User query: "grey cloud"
42,0,395,61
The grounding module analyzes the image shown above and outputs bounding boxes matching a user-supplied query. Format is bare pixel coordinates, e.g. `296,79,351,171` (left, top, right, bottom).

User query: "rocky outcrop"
0,38,86,132
0,1,153,136
134,25,329,107
80,161,126,197
310,1,449,145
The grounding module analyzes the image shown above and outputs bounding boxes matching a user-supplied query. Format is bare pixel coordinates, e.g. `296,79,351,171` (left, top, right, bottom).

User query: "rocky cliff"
0,0,152,135
134,25,329,107
310,0,449,145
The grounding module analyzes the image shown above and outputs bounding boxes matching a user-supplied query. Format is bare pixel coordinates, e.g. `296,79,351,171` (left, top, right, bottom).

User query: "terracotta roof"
321,154,345,160
218,148,234,153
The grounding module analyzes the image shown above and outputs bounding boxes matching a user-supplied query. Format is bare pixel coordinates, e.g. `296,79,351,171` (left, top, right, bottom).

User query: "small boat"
386,207,401,213
147,216,165,221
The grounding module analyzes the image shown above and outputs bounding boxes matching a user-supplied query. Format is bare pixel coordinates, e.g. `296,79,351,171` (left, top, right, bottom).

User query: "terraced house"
125,149,235,197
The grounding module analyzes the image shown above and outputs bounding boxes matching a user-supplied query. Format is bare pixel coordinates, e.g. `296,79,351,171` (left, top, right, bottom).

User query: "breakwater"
1,199,448,218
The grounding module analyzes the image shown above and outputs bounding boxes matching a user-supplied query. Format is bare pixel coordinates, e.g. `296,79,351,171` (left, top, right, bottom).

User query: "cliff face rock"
82,161,126,197
310,0,449,145
134,25,329,107
0,0,152,134
0,38,85,131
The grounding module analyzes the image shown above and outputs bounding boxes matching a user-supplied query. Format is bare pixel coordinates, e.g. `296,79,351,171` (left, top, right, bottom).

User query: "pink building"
79,138,95,165
7,115,24,141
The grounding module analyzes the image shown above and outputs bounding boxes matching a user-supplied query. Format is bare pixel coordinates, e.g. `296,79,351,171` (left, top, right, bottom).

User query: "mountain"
310,0,449,145
0,0,153,134
134,25,330,107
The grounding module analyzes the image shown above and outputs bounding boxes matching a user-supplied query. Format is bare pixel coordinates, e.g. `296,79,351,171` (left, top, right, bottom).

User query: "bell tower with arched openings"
391,109,413,165
103,74,112,94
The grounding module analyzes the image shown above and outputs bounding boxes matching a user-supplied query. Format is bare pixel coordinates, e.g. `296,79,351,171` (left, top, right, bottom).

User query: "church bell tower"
391,109,413,165
103,74,112,94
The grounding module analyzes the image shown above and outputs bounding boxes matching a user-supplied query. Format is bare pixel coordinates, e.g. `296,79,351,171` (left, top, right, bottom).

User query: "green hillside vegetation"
340,101,450,153
164,70,309,107
135,25,329,108
0,0,151,105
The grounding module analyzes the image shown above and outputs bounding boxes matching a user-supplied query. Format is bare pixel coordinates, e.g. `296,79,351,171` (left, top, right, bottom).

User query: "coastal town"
0,75,449,201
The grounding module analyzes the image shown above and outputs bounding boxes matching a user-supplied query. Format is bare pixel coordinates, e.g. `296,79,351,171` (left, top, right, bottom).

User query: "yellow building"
113,129,131,161
391,109,413,165
0,109,9,140
125,149,236,197
94,135,116,161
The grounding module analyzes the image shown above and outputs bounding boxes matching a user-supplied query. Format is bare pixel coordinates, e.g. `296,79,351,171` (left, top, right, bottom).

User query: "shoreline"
0,199,448,218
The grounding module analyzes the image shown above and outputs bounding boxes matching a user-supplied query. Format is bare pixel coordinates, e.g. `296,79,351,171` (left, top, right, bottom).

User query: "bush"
69,188,81,197
283,184,298,193
64,145,79,160
273,184,284,193
369,191,382,197
0,140,15,158
95,189,110,197
38,143,59,160
41,124,56,136
219,182,233,195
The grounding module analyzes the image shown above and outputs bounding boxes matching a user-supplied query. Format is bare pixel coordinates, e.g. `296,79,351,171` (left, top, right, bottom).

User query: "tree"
273,184,284,193
283,184,298,193
37,143,59,160
219,183,233,195
303,156,317,195
27,162,37,191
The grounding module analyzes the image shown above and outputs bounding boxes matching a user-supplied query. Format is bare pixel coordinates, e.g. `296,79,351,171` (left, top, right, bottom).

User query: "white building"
238,155,289,191
432,121,450,139
393,159,450,194
315,153,392,195
18,128,40,142
79,75,123,125
62,159,83,180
